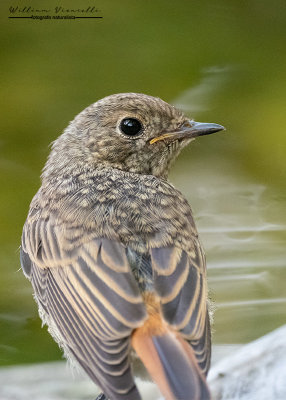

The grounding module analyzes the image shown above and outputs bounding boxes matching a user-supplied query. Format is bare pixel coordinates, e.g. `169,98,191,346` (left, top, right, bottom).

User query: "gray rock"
208,324,286,400
0,361,160,400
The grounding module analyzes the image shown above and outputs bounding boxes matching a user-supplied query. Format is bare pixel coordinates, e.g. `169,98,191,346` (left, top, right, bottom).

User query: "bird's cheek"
89,142,128,163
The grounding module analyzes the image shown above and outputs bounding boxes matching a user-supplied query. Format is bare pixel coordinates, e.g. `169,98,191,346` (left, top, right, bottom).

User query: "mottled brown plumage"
20,93,224,400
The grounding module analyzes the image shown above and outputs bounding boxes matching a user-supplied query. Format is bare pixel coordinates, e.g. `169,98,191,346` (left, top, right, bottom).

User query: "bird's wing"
21,215,147,400
150,244,211,374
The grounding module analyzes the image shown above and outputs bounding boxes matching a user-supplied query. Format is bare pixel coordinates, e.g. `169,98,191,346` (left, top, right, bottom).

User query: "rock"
208,324,286,400
0,360,160,400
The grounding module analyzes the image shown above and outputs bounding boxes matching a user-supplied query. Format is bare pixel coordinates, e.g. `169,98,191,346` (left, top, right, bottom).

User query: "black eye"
119,118,143,137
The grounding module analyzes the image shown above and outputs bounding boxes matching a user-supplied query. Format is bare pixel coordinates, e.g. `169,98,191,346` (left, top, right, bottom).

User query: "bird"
20,93,224,400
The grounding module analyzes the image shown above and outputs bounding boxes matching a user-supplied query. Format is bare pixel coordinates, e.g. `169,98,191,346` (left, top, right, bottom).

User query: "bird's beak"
150,120,225,144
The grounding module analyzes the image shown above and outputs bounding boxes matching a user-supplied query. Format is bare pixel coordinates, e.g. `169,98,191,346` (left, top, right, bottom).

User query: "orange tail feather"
132,315,210,400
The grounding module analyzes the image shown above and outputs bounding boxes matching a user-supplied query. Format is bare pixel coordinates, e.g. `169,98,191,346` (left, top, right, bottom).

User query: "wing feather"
21,216,146,400
151,244,211,376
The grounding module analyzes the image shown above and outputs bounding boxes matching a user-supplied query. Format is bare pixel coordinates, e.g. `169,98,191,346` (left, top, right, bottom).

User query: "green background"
1,0,286,365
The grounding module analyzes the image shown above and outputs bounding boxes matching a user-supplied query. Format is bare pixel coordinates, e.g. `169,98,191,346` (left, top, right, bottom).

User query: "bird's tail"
132,318,210,400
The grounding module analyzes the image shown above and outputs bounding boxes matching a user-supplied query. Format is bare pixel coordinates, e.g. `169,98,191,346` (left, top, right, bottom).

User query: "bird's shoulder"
25,167,199,253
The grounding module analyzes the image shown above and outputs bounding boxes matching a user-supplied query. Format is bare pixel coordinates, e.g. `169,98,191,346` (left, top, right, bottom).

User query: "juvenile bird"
20,93,224,400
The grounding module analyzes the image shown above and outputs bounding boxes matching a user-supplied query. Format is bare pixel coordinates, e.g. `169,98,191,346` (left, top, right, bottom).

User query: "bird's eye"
119,118,143,137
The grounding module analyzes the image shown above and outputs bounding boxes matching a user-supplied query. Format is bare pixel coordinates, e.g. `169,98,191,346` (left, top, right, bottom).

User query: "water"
1,0,286,367
172,156,286,344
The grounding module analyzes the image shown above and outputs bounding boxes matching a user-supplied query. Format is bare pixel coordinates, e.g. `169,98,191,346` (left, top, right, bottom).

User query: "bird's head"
44,93,224,180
